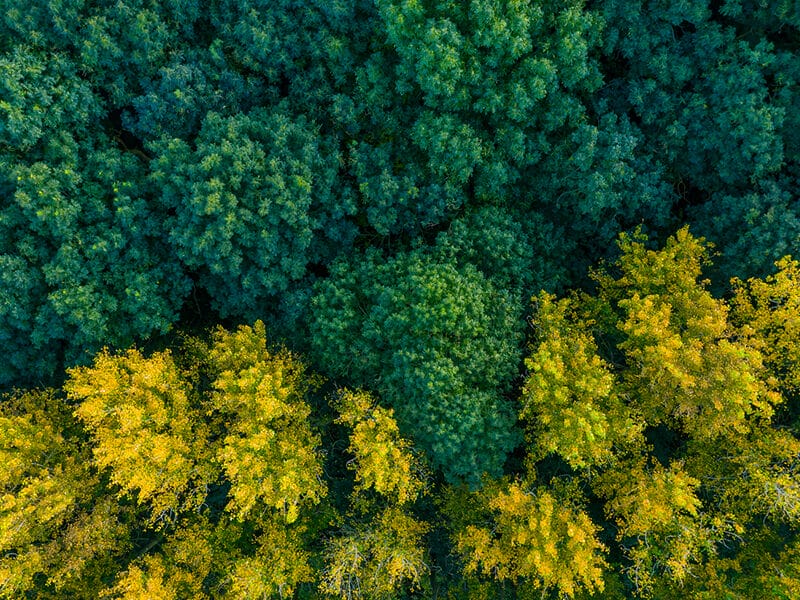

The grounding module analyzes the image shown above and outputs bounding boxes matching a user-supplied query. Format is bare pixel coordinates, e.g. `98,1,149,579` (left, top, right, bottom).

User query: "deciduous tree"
516,227,800,595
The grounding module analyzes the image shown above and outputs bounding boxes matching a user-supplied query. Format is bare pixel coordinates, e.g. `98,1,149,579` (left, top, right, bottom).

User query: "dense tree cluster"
2,0,798,388
2,0,800,597
3,232,800,598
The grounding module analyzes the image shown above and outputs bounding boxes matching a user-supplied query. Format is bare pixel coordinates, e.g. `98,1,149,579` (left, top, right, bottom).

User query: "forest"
1,0,799,598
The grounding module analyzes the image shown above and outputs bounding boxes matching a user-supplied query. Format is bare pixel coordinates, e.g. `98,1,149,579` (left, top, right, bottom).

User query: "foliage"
6,239,800,597
62,323,327,598
2,0,798,388
207,321,327,522
0,44,189,387
151,108,354,318
335,390,425,505
595,0,800,283
690,180,800,288
67,348,210,521
322,390,430,599
515,227,800,596
731,256,800,394
453,479,607,598
4,327,436,599
311,247,522,484
0,390,131,599
522,292,640,469
2,0,800,597
320,506,430,600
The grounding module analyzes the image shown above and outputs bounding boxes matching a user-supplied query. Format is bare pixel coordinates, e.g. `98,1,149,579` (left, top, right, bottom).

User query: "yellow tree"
222,517,316,600
67,348,214,523
334,389,425,505
522,291,643,470
321,507,430,600
0,390,131,599
207,321,326,523
320,390,430,599
594,458,724,592
513,227,799,596
98,515,219,600
104,512,317,600
206,322,328,599
105,556,181,600
732,256,800,394
594,227,779,440
64,322,329,599
451,478,608,599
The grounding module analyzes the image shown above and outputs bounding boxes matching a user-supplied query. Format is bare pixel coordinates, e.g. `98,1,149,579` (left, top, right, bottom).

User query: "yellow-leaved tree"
732,256,800,395
0,390,131,599
64,322,328,599
522,292,643,469
320,390,430,599
67,348,213,522
206,322,327,598
207,321,326,523
451,478,608,599
510,227,800,597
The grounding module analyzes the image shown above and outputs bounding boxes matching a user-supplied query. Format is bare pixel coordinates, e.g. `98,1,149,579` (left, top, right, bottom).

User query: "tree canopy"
2,0,800,597
0,0,793,387
4,230,800,597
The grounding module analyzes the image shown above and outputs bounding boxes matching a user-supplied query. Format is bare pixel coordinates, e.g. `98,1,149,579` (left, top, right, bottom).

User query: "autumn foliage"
2,1,800,596
1,230,799,598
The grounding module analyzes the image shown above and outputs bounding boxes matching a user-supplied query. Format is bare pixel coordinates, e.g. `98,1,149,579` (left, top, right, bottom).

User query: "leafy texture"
208,321,326,521
153,109,353,319
68,349,210,521
454,480,607,598
311,248,522,484
322,389,430,599
515,228,798,596
0,391,130,599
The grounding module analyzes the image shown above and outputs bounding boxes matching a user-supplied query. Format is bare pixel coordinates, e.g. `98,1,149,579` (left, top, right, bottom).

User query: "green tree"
152,107,354,319
0,46,189,388
595,0,800,284
690,179,800,289
311,248,522,484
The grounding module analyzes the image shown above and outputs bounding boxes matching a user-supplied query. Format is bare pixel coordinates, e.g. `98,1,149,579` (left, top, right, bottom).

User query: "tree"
321,507,429,600
334,389,425,505
0,47,189,388
321,390,430,599
431,205,566,298
2,1,800,595
594,0,800,286
514,227,799,596
362,0,672,267
690,179,800,289
0,390,131,599
152,107,354,319
207,321,327,522
311,248,522,484
65,322,329,598
731,255,800,395
522,291,641,470
450,478,607,599
67,348,213,522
